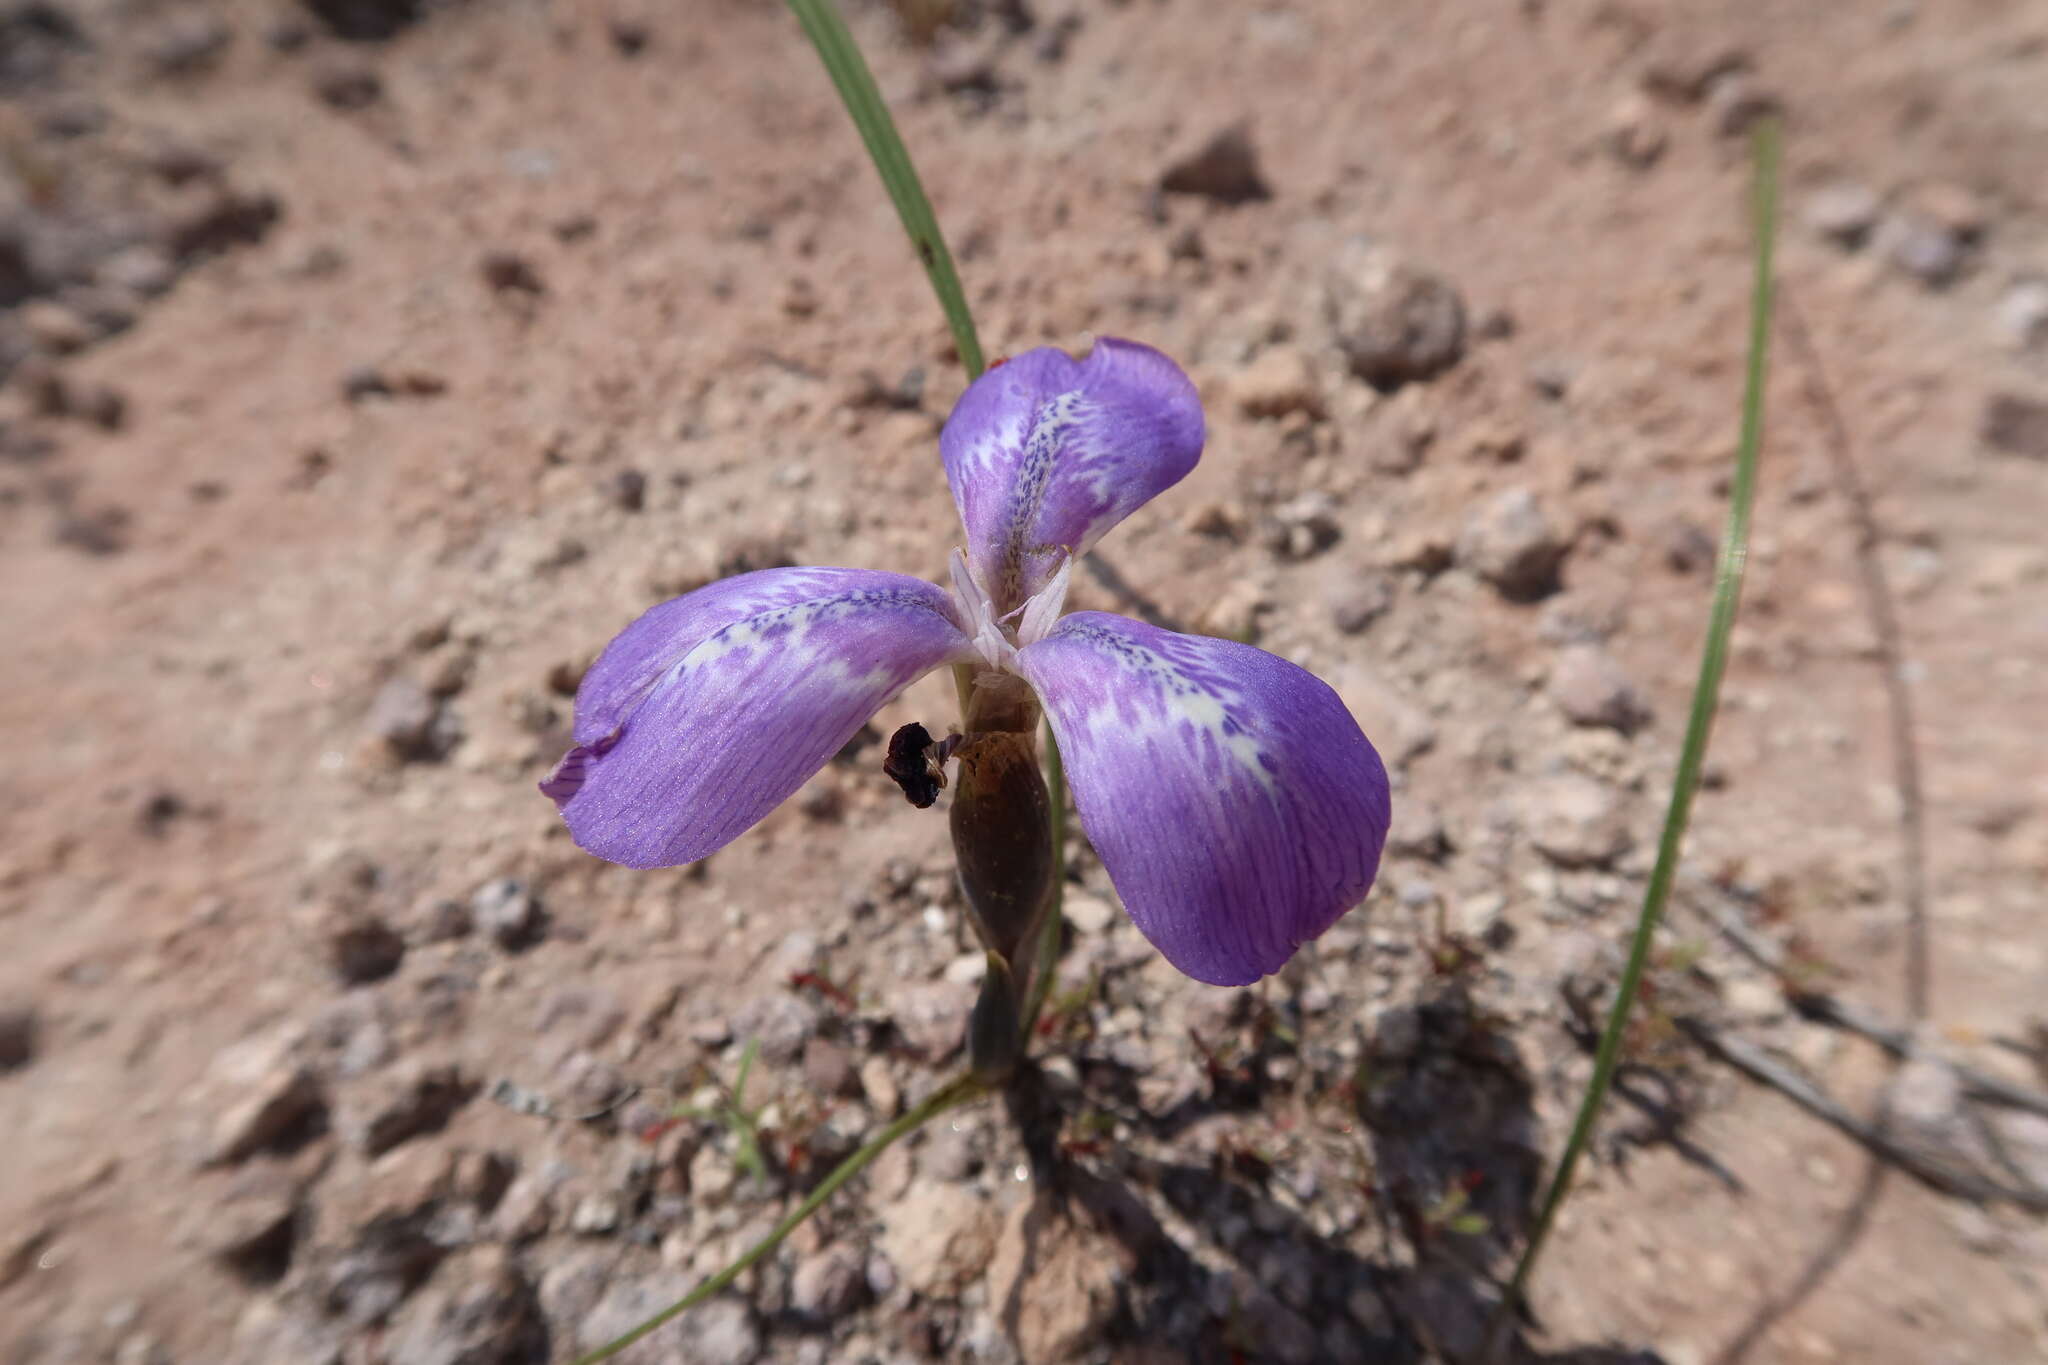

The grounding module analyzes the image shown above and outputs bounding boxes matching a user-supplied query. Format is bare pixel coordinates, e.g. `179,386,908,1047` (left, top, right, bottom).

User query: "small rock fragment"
1981,392,2048,461
1639,42,1748,104
878,1184,998,1297
350,1062,476,1157
1062,891,1116,935
0,1006,37,1071
1328,575,1393,635
207,1047,328,1165
859,1057,901,1117
1233,344,1323,419
314,64,382,110
802,1037,859,1098
1384,799,1449,862
1604,94,1667,169
729,991,823,1066
21,299,95,354
1525,773,1631,869
369,676,457,762
1264,491,1342,561
1457,488,1567,601
608,467,647,512
167,189,281,261
1995,278,2048,352
382,1246,546,1365
144,12,233,76
580,1277,751,1365
1323,238,1466,390
480,251,545,296
1159,123,1271,205
1704,72,1780,137
986,1196,1123,1360
302,0,422,43
1805,181,1882,248
1662,518,1718,574
692,1297,764,1365
1877,212,1966,287
329,914,406,985
791,1244,867,1322
885,981,971,1062
209,1172,301,1284
470,878,543,951
1549,645,1646,734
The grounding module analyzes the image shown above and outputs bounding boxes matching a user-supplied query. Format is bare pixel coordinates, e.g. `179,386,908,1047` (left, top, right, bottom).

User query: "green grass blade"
570,1072,988,1365
786,0,985,380
1484,117,1781,1355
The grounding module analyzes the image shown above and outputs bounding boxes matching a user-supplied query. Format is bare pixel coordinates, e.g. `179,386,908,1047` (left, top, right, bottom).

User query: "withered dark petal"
883,722,944,809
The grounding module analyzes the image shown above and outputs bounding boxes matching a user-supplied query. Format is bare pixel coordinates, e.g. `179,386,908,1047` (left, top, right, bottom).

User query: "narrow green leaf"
786,0,985,380
1483,117,1781,1356
569,1073,987,1365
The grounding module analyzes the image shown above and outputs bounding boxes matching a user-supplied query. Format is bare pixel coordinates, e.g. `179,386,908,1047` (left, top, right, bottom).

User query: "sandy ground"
3,1,2046,1362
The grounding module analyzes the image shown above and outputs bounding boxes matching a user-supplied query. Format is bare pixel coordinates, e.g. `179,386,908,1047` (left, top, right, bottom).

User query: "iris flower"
542,339,1390,987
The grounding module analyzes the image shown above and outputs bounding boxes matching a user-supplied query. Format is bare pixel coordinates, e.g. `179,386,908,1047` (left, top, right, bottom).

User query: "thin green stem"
1483,117,1781,1357
570,1073,987,1365
785,0,985,380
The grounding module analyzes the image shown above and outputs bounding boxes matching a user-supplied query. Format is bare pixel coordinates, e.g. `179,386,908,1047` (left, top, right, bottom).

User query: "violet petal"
941,338,1203,614
1016,611,1389,986
549,568,972,868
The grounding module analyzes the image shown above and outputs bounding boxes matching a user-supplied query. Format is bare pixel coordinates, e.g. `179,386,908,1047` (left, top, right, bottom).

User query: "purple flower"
542,338,1390,986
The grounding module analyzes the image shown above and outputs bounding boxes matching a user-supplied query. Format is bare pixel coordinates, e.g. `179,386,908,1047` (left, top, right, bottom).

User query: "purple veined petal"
546,568,974,869
1015,612,1390,987
941,338,1204,614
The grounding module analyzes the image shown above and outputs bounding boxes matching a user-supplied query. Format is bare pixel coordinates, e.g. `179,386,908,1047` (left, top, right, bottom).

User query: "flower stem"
1481,116,1781,1358
568,1072,988,1365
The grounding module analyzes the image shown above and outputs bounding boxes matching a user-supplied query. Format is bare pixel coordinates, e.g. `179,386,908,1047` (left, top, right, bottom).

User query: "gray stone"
383,1247,546,1365
885,981,971,1062
1328,576,1393,635
329,913,406,985
1982,391,2048,461
986,1196,1121,1360
469,878,543,951
790,1243,866,1322
370,676,459,762
1323,238,1466,390
204,1030,328,1165
1457,488,1567,601
1878,213,1966,287
1805,181,1882,247
580,1276,756,1365
1062,892,1117,936
0,1005,37,1071
878,1183,998,1298
1159,122,1271,205
1549,645,1646,734
349,1062,476,1157
1996,278,2048,351
729,991,823,1066
801,1037,858,1098
1525,774,1631,869
1233,344,1323,419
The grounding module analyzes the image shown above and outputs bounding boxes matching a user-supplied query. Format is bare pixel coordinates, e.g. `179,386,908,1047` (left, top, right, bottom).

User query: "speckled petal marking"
940,338,1203,614
1015,612,1390,986
544,568,973,869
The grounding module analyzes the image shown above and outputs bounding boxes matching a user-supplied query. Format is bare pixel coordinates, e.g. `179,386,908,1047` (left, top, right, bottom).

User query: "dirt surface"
4,1,2047,1362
